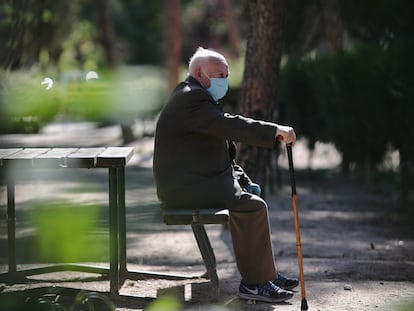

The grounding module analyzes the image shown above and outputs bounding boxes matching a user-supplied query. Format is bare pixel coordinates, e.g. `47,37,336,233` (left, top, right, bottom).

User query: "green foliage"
397,300,414,311
110,65,168,121
279,45,391,174
340,0,414,46
0,69,111,132
0,66,168,133
112,0,164,64
59,20,106,71
145,295,182,311
0,1,80,69
29,201,106,262
337,0,414,208
278,56,334,148
329,46,389,169
0,69,61,132
63,75,112,122
387,41,414,156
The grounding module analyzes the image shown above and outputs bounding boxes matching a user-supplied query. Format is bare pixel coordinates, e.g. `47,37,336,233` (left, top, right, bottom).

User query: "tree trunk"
96,0,117,67
165,0,181,91
220,0,241,57
322,0,343,53
238,0,285,197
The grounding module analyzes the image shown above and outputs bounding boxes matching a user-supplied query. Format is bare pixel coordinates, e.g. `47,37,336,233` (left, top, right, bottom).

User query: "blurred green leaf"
145,295,182,311
29,201,106,262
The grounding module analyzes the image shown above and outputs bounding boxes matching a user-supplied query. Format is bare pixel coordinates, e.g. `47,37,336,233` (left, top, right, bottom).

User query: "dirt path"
1,139,413,311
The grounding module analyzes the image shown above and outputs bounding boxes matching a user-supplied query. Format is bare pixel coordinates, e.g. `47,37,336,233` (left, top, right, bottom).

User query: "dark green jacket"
153,76,277,208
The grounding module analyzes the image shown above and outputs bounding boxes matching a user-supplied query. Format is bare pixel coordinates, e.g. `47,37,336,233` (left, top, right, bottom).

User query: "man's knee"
229,192,268,213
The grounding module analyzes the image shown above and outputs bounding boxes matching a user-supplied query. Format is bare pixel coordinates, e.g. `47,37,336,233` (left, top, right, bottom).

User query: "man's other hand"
276,125,296,145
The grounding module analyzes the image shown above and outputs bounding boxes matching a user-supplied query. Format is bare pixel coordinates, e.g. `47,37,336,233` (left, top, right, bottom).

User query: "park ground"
0,123,413,311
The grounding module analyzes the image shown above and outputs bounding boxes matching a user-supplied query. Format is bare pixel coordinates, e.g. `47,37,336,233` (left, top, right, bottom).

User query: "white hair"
188,47,226,76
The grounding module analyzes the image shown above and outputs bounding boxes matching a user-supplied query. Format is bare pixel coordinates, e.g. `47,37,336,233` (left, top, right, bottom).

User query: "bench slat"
0,148,23,158
66,147,106,168
96,147,134,168
163,209,229,225
4,148,50,159
2,148,50,168
0,149,22,167
32,148,79,168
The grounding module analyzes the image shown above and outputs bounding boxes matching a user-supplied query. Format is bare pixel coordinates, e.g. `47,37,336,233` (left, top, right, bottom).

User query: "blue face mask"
205,74,229,102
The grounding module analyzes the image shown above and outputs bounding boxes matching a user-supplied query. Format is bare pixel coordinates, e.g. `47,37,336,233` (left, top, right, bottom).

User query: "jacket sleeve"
184,89,278,149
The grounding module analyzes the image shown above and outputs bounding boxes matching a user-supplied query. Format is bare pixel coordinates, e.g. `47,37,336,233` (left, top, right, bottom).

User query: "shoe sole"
238,292,293,303
279,284,299,291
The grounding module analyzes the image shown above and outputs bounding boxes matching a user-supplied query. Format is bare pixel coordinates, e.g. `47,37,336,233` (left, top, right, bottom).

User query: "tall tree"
96,0,117,67
165,0,181,91
322,0,343,53
0,1,78,69
111,1,164,64
238,0,285,195
220,0,241,57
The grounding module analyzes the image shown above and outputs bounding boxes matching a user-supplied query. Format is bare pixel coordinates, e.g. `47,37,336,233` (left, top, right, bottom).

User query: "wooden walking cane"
286,143,309,310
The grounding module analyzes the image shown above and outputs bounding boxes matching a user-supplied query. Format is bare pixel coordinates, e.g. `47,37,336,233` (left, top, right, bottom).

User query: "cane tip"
301,298,308,310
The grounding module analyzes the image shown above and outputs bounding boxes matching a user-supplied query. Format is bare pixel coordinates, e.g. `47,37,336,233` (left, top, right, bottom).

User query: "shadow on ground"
1,162,414,310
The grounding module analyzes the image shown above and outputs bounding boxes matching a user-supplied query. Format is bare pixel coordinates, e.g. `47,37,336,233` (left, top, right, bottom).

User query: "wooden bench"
162,207,229,299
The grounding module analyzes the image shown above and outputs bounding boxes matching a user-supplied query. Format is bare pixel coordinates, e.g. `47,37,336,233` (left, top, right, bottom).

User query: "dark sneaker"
273,274,299,290
239,281,293,303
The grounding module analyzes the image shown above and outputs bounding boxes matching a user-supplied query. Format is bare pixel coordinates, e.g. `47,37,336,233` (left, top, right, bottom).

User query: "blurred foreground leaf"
29,201,106,262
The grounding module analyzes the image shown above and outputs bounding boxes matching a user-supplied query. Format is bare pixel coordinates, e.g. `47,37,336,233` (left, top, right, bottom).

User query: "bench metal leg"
117,167,127,275
190,223,219,299
108,168,119,295
7,175,16,274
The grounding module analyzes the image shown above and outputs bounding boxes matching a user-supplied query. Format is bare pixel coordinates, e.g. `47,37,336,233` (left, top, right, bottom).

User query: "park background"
0,1,413,310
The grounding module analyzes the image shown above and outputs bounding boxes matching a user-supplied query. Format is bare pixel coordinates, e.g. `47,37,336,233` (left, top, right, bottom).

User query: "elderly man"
153,47,298,303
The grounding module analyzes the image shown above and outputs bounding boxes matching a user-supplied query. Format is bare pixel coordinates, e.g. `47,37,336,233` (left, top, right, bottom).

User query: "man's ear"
195,67,202,79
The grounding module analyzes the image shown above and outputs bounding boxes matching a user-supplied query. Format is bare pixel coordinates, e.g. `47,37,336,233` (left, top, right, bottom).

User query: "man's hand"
276,125,296,145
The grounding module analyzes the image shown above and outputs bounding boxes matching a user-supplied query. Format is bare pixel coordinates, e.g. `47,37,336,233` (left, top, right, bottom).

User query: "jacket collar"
185,75,204,88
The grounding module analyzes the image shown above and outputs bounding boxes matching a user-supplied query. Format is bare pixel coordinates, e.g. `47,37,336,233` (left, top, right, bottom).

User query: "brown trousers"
227,192,277,285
